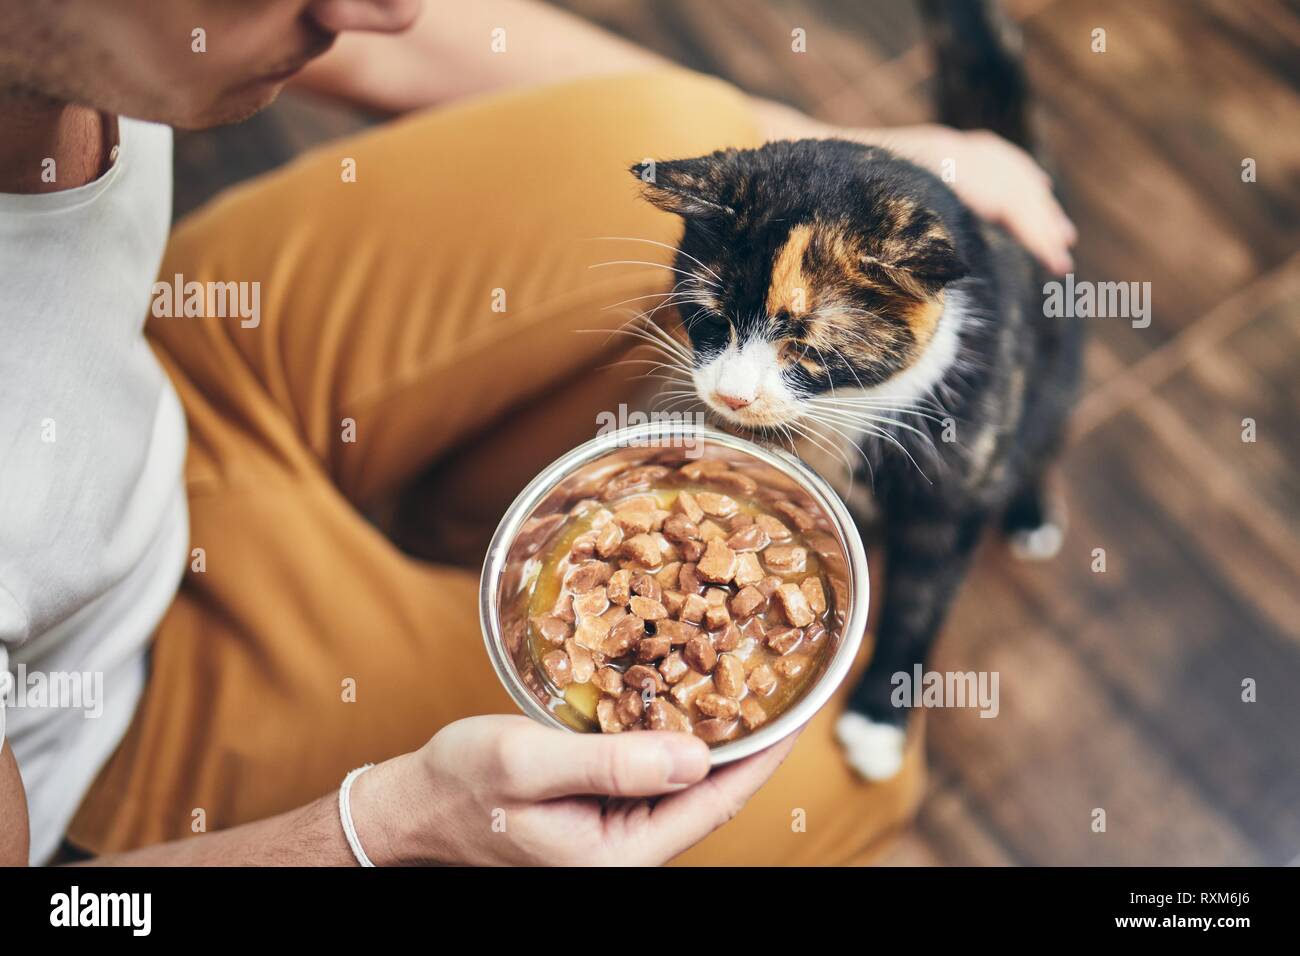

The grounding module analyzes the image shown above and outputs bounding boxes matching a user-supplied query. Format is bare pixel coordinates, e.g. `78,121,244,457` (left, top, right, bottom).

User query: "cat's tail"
917,0,1033,150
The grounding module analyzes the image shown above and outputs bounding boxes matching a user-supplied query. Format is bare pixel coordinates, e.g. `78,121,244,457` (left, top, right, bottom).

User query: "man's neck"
0,90,118,194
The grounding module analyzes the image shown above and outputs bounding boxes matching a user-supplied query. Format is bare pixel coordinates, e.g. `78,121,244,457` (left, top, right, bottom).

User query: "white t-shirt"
0,118,188,864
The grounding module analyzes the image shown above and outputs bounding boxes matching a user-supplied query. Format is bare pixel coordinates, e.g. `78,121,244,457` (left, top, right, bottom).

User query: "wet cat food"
525,459,840,744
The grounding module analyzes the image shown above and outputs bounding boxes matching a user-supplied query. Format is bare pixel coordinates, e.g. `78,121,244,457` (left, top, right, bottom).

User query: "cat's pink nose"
715,391,752,410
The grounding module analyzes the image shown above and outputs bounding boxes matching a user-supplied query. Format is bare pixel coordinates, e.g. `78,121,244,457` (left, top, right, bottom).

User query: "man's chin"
173,83,286,130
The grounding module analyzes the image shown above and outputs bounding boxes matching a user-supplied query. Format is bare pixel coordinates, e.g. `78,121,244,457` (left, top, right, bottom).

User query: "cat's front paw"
835,711,907,781
1004,486,1067,561
1008,520,1064,561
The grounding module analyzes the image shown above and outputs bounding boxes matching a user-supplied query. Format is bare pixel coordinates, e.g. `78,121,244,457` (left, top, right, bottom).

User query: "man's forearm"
291,1,858,145
83,792,356,866
80,753,424,866
3,735,346,868
292,0,668,113
1,742,31,865
81,754,423,868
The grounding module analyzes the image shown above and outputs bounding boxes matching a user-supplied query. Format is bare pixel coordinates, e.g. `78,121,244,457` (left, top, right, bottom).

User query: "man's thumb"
503,724,710,801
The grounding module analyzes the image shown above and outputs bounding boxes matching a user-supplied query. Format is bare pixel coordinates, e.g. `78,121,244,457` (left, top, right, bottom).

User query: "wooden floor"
172,0,1300,865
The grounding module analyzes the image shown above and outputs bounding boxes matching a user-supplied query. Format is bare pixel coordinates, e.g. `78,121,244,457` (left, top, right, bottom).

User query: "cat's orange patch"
766,223,815,317
766,217,950,379
905,295,944,349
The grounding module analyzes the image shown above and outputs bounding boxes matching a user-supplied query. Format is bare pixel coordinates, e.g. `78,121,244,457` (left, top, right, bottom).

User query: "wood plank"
552,0,712,72
1203,0,1300,89
877,774,1021,865
1072,252,1300,436
924,396,1300,862
1157,275,1300,523
1012,0,1300,384
793,0,926,62
1080,346,1300,642
1030,0,1300,265
922,620,1264,864
1029,80,1254,364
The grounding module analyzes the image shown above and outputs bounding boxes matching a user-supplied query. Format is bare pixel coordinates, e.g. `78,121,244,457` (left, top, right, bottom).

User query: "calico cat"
632,0,1082,779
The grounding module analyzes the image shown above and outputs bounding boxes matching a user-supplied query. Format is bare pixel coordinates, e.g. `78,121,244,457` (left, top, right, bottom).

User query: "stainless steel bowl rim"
479,421,869,764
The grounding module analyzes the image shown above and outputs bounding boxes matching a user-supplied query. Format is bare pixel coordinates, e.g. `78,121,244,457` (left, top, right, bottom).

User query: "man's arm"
60,717,790,867
291,0,814,139
292,0,668,113
6,742,347,868
81,750,433,866
85,786,363,866
1,741,31,865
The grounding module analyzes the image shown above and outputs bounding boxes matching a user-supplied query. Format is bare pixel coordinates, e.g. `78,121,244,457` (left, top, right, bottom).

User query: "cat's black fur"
635,0,1082,769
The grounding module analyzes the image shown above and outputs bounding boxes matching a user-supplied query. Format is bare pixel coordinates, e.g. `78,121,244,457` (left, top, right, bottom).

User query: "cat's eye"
689,309,729,330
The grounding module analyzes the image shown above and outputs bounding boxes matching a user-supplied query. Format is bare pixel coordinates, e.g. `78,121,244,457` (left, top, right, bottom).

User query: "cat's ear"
630,153,737,220
859,224,969,299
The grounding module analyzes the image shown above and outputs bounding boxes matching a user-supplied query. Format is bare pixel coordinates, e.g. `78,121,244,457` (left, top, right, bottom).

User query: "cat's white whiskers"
601,358,693,384
809,407,933,483
799,415,874,491
626,312,693,351
588,259,720,289
604,325,687,357
821,393,946,411
589,334,685,370
776,422,798,457
620,294,694,329
819,339,870,394
810,402,935,441
809,380,952,415
809,397,951,430
590,236,725,287
599,275,694,310
821,400,946,420
615,303,694,343
806,414,876,487
657,399,694,415
655,392,706,415
585,317,693,366
638,372,697,389
787,417,857,490
600,290,710,312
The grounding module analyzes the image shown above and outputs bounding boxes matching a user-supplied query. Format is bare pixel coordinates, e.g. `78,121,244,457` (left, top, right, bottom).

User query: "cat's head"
632,139,972,431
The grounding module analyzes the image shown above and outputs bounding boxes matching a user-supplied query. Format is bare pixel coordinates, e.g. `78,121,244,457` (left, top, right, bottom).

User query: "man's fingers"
1025,176,1076,273
634,730,801,862
493,720,711,801
972,139,1077,275
1001,179,1075,276
1059,212,1079,245
1012,219,1073,276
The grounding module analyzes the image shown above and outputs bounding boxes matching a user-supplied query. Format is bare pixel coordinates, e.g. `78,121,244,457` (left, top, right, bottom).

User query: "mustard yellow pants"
68,70,924,865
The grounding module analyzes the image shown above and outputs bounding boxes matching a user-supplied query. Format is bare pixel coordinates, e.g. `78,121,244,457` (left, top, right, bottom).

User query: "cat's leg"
1002,475,1066,561
837,512,986,780
1003,336,1080,562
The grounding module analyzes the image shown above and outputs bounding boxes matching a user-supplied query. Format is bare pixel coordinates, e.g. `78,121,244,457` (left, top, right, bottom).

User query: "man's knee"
585,68,762,163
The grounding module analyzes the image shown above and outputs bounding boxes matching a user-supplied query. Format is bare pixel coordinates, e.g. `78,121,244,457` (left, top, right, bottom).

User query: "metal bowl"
479,421,869,765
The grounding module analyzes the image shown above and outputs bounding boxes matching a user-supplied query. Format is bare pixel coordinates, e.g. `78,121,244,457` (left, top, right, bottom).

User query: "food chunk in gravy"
525,459,839,744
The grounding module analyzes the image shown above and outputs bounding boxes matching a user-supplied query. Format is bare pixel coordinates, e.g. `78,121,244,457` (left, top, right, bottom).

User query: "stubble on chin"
170,83,286,131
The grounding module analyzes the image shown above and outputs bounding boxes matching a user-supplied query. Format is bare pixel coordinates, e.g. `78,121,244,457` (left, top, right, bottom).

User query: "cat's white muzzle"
693,338,803,427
